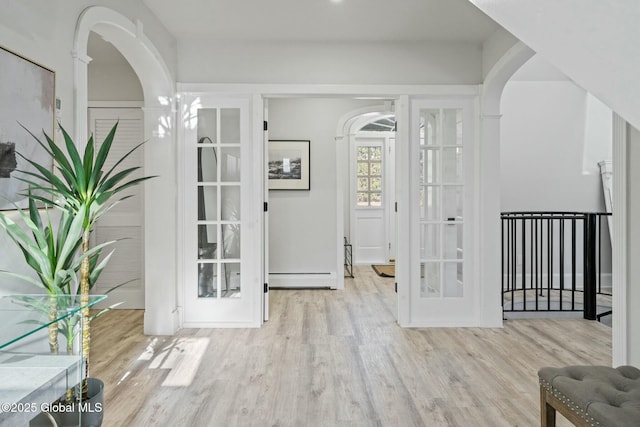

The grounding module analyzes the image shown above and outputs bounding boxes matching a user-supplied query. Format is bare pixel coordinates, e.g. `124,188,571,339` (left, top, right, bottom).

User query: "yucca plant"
0,199,84,353
16,122,153,394
0,196,117,352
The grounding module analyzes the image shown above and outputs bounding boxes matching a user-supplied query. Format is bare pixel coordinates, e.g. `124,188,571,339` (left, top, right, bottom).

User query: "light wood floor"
91,266,611,427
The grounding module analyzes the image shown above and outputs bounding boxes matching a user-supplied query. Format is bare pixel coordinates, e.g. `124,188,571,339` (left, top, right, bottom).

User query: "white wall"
268,98,378,279
88,33,143,102
178,40,483,84
501,81,611,212
88,63,143,101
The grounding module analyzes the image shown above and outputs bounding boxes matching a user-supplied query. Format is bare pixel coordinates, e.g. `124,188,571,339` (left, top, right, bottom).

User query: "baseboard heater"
269,272,337,289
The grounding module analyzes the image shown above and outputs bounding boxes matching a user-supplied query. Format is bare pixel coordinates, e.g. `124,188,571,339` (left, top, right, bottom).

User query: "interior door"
88,107,145,309
409,99,476,326
182,95,260,327
352,136,386,264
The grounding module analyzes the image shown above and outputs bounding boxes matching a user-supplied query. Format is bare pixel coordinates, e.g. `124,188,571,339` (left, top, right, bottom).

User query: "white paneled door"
352,137,386,264
352,135,396,264
181,94,261,327
88,108,145,309
409,99,476,326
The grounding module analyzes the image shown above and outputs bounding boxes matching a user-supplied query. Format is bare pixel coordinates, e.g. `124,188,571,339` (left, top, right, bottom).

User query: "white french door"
182,94,261,327
408,99,476,326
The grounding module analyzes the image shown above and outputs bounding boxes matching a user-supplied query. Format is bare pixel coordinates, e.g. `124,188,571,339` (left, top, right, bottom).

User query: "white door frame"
260,95,269,322
177,83,481,329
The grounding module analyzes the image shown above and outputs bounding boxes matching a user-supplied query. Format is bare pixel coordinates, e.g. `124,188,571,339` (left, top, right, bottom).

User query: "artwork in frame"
268,140,310,190
0,45,55,210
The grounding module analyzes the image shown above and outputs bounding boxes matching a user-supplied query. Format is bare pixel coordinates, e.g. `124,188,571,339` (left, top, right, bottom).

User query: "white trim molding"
612,113,628,366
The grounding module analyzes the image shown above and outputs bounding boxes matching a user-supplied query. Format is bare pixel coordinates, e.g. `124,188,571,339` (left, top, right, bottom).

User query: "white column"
627,123,640,366
612,113,627,366
142,104,180,335
479,113,504,327
395,95,411,326
335,135,346,290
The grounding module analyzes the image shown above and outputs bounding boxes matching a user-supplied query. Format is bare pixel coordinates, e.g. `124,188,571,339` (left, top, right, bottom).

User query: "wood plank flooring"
91,266,611,427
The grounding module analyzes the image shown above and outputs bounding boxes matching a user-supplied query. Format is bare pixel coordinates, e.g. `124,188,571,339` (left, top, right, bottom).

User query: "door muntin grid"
196,108,242,299
419,108,464,299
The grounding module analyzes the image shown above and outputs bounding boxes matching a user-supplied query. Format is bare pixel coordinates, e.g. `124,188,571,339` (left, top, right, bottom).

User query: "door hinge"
264,283,269,293
395,282,398,293
264,121,268,131
264,202,268,212
395,202,398,212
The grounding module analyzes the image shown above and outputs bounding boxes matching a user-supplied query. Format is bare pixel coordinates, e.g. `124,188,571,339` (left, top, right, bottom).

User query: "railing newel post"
583,213,597,320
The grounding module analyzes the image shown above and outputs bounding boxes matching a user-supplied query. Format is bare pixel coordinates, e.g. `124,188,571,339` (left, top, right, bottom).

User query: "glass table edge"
0,294,107,350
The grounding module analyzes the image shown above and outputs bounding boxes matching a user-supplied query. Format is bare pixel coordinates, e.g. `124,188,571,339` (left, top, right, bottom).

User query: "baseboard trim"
269,272,337,289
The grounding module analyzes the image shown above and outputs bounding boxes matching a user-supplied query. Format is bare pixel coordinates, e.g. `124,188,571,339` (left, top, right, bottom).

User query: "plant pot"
30,377,104,427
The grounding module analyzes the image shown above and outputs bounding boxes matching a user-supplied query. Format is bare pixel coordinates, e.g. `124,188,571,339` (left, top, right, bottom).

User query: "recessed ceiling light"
330,0,343,3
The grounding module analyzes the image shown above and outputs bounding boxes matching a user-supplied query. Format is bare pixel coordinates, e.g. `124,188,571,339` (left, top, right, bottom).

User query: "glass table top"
0,294,107,350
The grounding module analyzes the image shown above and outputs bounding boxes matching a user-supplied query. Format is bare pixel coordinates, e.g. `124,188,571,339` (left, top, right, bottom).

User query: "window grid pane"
356,145,383,207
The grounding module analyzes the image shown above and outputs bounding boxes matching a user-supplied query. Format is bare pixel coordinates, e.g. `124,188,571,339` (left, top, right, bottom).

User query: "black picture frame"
268,139,310,190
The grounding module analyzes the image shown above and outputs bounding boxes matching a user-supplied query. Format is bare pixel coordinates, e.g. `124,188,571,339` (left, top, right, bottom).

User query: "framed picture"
0,45,55,210
268,140,310,190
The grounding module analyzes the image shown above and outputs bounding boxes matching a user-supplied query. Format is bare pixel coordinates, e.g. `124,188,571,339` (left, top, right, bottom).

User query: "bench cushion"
539,365,640,426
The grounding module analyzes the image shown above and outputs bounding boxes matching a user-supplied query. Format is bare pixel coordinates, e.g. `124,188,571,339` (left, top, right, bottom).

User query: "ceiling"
140,0,500,43
89,1,566,83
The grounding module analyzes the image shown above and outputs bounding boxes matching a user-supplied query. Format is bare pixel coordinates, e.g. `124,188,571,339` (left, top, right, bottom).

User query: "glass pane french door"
410,99,475,326
182,95,259,327
196,107,242,299
420,108,464,298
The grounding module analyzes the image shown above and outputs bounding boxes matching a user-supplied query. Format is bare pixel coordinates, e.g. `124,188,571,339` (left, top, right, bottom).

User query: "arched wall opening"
335,104,395,289
74,6,178,335
479,41,535,327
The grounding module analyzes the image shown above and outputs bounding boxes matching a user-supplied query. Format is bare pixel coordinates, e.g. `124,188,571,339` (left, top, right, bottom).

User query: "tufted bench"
538,365,640,426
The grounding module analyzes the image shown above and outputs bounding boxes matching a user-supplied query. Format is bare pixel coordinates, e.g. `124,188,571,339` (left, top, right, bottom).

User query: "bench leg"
540,385,556,427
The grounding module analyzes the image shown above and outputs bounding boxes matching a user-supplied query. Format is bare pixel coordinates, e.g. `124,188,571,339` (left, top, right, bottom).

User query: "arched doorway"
348,113,396,266
74,6,178,335
335,104,396,290
86,31,145,309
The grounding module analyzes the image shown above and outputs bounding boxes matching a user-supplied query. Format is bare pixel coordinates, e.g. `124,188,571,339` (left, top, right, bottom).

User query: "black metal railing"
501,212,612,320
344,237,354,278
